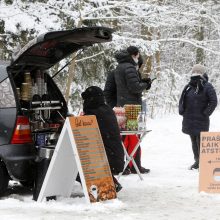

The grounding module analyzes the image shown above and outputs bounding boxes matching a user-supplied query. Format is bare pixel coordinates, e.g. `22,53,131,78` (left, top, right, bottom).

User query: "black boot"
122,167,131,175
189,161,199,170
131,166,150,174
112,176,122,192
189,135,200,170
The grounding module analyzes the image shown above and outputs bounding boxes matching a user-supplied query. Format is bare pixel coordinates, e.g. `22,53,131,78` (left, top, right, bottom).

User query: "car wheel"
0,163,9,195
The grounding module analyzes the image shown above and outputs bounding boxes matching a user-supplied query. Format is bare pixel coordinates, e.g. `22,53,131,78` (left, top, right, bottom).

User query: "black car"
0,26,113,196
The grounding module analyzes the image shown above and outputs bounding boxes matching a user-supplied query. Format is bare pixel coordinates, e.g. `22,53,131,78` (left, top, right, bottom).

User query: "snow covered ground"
1,111,220,220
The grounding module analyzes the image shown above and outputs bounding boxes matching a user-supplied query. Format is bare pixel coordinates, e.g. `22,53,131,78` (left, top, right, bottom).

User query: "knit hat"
192,64,206,76
81,86,104,100
127,46,139,56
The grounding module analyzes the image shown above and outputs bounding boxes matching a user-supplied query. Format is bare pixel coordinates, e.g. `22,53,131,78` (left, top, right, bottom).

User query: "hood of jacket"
82,86,106,111
83,95,105,111
114,50,136,65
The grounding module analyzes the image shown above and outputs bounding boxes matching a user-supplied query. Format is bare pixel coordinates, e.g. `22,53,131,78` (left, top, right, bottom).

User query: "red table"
118,130,152,180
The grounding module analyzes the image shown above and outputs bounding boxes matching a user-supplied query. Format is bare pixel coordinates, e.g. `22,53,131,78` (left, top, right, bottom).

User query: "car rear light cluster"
11,116,33,144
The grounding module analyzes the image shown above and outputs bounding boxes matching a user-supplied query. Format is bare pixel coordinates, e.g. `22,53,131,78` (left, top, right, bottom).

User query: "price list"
69,116,112,181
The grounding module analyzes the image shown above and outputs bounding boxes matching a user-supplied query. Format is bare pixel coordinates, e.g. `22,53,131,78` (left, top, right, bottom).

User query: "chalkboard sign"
69,116,116,202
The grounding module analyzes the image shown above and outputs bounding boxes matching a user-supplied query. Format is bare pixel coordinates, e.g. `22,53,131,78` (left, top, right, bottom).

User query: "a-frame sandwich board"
37,116,116,203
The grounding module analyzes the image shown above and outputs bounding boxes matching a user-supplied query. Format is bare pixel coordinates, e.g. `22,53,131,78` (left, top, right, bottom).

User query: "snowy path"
1,112,220,220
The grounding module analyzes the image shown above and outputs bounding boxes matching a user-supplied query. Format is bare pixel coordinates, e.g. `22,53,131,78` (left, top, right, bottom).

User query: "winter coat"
104,70,117,108
83,94,125,174
179,77,217,136
114,50,149,106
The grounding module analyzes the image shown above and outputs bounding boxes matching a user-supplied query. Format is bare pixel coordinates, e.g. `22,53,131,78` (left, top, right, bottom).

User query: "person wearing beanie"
191,64,206,76
81,86,124,192
179,64,217,170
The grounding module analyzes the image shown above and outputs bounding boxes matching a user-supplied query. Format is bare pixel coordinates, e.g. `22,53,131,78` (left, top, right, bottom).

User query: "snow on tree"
0,0,219,115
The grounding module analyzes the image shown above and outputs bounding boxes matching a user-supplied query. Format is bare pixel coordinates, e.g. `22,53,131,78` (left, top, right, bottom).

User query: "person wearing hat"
179,64,217,170
81,86,124,192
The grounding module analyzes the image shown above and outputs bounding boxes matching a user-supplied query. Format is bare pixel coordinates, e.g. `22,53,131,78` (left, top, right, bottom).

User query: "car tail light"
11,116,33,144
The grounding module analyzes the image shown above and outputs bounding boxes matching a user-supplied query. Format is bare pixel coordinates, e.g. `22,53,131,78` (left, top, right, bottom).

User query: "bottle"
32,74,41,102
42,73,50,121
31,71,42,125
138,112,146,131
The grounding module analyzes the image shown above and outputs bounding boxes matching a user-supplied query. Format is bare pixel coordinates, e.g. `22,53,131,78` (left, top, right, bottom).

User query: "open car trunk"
0,27,114,195
8,26,113,148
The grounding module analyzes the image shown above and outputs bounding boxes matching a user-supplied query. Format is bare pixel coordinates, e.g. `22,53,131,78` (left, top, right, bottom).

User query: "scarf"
189,75,205,94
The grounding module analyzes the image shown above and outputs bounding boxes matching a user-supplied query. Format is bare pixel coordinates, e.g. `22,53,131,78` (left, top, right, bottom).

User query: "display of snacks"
113,107,126,130
113,105,144,131
124,104,141,120
126,119,138,131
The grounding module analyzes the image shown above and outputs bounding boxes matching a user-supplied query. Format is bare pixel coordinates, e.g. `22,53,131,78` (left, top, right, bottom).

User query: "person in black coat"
179,64,217,169
104,46,151,174
81,86,124,191
104,53,151,108
104,70,117,108
114,46,151,106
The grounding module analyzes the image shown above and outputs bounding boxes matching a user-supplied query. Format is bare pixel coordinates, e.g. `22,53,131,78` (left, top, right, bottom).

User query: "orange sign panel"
69,116,116,202
199,132,220,192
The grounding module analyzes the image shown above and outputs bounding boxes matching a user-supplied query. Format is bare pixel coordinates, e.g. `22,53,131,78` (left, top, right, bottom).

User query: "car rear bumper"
0,143,36,181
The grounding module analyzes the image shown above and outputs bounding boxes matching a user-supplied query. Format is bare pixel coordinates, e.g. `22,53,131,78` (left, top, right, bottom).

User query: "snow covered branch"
76,51,104,63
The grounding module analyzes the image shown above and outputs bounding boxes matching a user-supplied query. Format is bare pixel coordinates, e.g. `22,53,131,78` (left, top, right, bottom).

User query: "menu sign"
69,116,116,202
199,132,220,193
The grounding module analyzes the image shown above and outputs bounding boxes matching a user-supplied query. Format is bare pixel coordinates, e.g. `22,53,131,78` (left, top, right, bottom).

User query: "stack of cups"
21,83,29,101
24,72,32,100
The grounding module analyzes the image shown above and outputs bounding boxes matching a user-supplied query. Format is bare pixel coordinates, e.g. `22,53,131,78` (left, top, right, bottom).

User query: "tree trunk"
64,53,77,101
64,0,83,102
196,26,205,63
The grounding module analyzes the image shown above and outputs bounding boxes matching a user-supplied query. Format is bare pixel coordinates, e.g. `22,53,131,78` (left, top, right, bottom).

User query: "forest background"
0,0,219,117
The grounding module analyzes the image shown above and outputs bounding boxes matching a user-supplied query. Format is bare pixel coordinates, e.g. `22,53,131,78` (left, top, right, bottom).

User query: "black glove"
142,78,152,90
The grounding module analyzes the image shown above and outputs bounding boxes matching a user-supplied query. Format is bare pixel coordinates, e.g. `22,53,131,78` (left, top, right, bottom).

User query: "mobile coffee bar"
0,27,114,202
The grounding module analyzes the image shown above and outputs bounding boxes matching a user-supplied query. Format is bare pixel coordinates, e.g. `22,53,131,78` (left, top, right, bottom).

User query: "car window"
0,63,8,82
0,78,16,108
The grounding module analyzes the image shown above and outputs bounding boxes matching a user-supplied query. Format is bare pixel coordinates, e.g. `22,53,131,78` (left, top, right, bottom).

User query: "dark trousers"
132,146,141,169
189,134,200,162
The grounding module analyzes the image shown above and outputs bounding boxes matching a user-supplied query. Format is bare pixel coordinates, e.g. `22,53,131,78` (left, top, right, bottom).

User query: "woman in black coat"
179,64,217,169
81,86,125,175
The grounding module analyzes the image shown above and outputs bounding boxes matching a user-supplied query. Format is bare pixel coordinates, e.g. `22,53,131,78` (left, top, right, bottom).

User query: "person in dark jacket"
114,46,151,106
104,54,151,108
105,46,151,174
179,64,217,169
104,70,117,108
81,86,125,191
